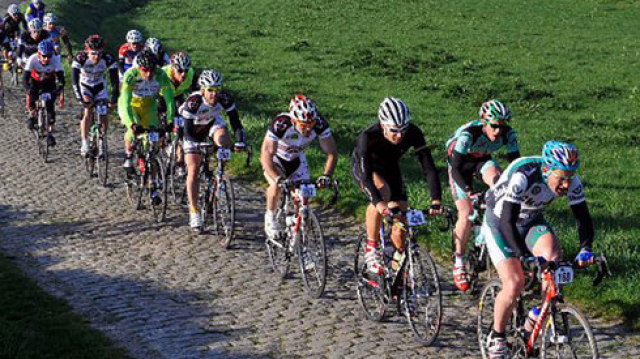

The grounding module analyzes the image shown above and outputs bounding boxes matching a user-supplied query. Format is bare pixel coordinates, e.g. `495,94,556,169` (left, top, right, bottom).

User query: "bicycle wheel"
97,129,109,187
477,279,502,359
167,138,186,204
265,210,291,280
541,304,598,359
83,136,96,177
297,210,327,298
402,243,442,345
150,155,168,223
354,232,387,321
214,177,236,248
39,111,49,163
135,165,148,211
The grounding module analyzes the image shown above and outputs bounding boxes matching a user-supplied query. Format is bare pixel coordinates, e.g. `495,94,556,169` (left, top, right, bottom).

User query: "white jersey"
486,156,585,225
72,51,117,87
178,91,236,142
25,53,63,81
266,113,331,162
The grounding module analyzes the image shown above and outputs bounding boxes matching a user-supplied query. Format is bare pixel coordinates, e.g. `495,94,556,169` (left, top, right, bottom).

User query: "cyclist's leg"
183,140,202,212
480,158,501,187
80,85,96,152
26,78,38,128
43,80,57,132
527,218,562,294
387,172,408,250
449,164,473,289
365,172,391,242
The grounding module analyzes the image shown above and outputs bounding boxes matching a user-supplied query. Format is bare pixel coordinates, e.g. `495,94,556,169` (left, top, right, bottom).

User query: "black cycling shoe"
26,117,36,130
47,134,56,147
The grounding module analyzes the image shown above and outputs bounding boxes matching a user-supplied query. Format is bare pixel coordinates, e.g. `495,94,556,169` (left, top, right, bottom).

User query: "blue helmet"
38,40,55,56
542,140,580,171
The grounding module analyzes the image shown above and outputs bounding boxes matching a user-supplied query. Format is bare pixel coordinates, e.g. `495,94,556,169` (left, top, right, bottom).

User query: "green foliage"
48,0,640,328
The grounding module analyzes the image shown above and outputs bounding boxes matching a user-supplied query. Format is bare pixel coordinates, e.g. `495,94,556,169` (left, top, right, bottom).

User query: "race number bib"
174,116,184,127
299,184,316,198
148,132,159,142
217,148,231,161
406,209,426,226
41,92,52,101
554,266,574,285
96,104,108,115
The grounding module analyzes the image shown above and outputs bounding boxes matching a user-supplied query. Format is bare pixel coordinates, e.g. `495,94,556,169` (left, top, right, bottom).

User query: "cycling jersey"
351,123,442,205
117,43,141,78
23,52,64,122
163,65,195,98
46,25,71,55
26,3,46,22
178,91,237,143
71,51,119,103
24,52,63,82
4,13,27,39
17,29,50,60
118,67,174,137
446,120,520,195
266,113,331,162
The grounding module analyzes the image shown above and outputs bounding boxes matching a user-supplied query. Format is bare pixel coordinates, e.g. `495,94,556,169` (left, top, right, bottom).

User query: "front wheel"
297,210,327,298
477,279,502,359
97,127,109,187
265,212,291,280
403,244,442,346
354,232,387,322
541,304,599,359
150,155,168,223
214,177,236,248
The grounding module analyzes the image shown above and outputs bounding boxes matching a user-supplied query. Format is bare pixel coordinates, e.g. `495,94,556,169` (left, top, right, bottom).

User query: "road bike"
82,100,110,186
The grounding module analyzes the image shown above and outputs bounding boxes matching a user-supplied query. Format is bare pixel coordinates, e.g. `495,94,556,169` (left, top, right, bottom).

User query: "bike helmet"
43,13,57,25
198,70,223,88
136,50,157,70
8,5,20,15
28,18,43,32
378,96,410,130
38,40,55,57
542,140,580,171
479,99,512,122
145,37,163,55
84,34,105,52
289,94,317,124
126,29,143,44
170,52,191,72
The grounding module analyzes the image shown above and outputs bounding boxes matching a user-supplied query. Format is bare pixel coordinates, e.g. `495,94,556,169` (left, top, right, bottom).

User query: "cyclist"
118,50,174,204
72,35,119,156
143,37,170,67
261,94,338,238
118,29,143,81
17,18,50,68
482,141,595,359
352,96,442,275
23,39,64,146
2,5,27,71
25,0,46,22
43,13,72,60
162,52,197,177
178,70,244,229
446,99,520,292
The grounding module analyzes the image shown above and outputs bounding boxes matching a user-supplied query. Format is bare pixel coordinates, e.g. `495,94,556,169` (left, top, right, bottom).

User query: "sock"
454,254,465,267
492,330,505,339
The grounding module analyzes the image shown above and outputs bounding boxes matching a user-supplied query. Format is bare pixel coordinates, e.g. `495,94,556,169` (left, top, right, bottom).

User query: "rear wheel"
97,123,109,187
477,279,501,359
83,134,97,177
298,210,327,298
214,177,236,248
168,137,186,204
403,244,442,346
541,305,598,359
354,232,387,321
265,209,291,280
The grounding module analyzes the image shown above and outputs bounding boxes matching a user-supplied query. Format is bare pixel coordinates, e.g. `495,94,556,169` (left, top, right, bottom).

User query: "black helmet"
84,34,105,52
136,50,157,70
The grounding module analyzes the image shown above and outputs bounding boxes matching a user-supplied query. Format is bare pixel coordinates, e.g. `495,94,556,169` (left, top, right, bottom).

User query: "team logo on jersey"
532,186,541,195
512,184,523,195
572,184,583,194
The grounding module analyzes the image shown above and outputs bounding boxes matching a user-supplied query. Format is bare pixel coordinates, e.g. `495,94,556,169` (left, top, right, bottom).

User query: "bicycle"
30,88,62,163
125,127,168,223
477,254,611,359
4,39,20,87
354,207,452,345
82,100,110,186
166,116,187,204
265,178,339,298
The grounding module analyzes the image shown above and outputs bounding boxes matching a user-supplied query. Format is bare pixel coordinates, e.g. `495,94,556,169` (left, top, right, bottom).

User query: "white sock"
81,139,87,147
265,210,275,220
454,254,465,267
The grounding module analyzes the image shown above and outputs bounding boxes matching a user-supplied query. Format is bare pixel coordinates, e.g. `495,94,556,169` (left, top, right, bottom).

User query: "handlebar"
277,178,340,205
521,253,611,287
382,206,454,232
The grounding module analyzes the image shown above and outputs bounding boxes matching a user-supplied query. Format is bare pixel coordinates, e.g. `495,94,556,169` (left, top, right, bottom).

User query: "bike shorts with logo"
351,156,407,203
447,158,499,202
482,209,555,265
265,153,310,185
26,78,56,123
80,82,109,106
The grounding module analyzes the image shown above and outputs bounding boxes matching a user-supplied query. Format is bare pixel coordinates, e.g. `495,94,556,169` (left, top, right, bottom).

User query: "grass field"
47,0,640,328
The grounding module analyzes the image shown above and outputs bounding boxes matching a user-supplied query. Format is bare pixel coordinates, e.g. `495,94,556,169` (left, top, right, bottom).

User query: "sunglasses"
385,125,408,134
488,122,508,130
139,66,152,72
203,87,222,93
293,118,316,129
551,170,575,181
88,51,101,56
40,54,52,59
175,69,187,74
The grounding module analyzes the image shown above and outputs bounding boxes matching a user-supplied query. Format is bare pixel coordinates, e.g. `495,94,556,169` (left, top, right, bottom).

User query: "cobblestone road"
0,80,638,358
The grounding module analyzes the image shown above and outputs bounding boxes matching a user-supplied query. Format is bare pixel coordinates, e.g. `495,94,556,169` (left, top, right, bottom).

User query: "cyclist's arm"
450,150,472,193
570,201,594,249
159,72,175,124
61,30,73,57
260,136,280,182
71,54,82,99
108,67,119,103
16,36,24,59
319,135,338,177
118,75,137,128
179,94,200,138
21,66,30,90
500,201,530,257
353,131,383,206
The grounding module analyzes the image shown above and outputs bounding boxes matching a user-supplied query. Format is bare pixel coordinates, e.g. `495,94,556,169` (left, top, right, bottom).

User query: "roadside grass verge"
48,0,640,329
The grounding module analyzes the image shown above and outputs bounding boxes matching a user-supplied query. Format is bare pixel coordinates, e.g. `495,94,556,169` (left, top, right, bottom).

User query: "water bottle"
524,305,541,333
392,250,405,273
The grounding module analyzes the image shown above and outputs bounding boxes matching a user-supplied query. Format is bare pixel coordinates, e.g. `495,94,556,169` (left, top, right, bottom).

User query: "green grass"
0,254,130,358
48,0,640,329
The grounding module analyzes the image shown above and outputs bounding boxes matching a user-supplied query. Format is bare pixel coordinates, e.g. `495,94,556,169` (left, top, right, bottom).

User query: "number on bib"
406,209,426,226
148,132,159,142
96,104,108,115
299,184,316,198
217,148,231,161
554,266,574,285
41,93,52,101
174,117,184,127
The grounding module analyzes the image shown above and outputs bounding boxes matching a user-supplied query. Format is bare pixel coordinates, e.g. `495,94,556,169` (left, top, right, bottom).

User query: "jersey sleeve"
453,131,472,155
314,115,331,139
567,175,586,206
117,70,137,127
72,51,87,69
24,55,35,71
266,114,291,142
216,90,236,112
53,56,63,72
506,129,519,153
103,53,117,69
158,71,175,123
504,171,528,205
179,94,202,120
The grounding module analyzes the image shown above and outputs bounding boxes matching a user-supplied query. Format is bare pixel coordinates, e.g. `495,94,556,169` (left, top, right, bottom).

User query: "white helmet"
8,5,20,15
126,29,143,44
145,37,162,55
289,95,317,123
198,70,223,88
28,18,43,32
378,96,410,130
43,13,57,25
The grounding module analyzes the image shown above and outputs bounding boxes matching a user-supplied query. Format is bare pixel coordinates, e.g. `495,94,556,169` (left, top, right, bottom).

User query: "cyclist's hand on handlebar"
428,200,443,216
574,247,595,268
276,176,292,189
316,175,332,189
233,142,246,152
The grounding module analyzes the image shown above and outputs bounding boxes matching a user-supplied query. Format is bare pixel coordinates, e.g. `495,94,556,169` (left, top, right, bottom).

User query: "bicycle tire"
168,137,186,204
150,155,168,223
135,165,148,211
297,209,327,298
97,123,108,187
354,232,387,322
40,111,49,164
403,244,442,346
265,209,291,280
215,177,236,248
541,304,599,359
84,135,97,177
477,279,502,359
